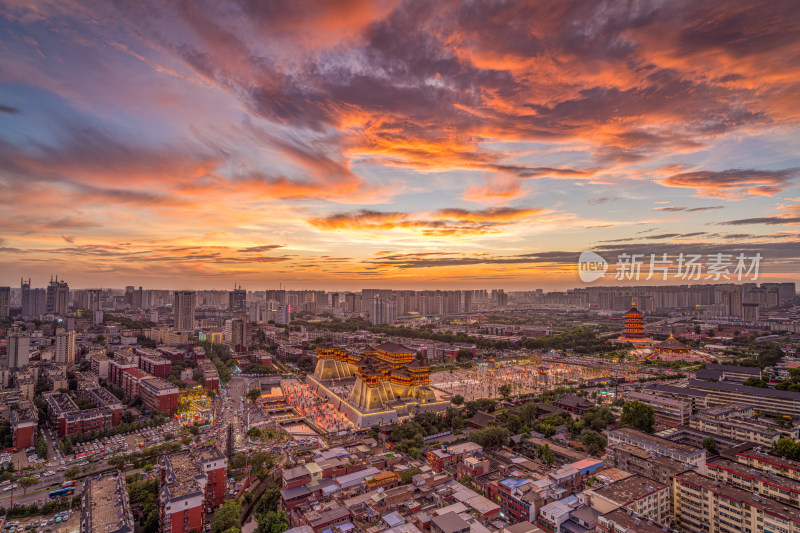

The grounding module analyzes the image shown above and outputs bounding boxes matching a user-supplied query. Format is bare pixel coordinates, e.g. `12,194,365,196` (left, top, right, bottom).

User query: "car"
47,520,53,526
24,525,30,531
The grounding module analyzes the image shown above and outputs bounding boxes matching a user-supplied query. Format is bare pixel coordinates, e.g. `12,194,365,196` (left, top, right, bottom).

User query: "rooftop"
676,471,800,524
161,451,205,501
84,474,133,533
374,342,415,354
626,391,689,407
608,427,704,457
592,474,667,504
708,456,800,493
599,509,664,533
140,376,178,392
690,379,800,400
430,512,470,533
121,367,149,380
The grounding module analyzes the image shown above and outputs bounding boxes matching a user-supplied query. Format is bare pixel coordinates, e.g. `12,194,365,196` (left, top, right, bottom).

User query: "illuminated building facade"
308,342,450,428
624,299,646,339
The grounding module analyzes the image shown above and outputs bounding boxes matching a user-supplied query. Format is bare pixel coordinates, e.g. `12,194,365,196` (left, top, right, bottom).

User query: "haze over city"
1,0,799,289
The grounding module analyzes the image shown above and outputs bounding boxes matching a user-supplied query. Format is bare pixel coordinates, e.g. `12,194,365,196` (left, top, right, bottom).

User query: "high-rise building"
225,315,249,349
54,328,76,367
462,290,472,313
124,286,143,309
371,295,396,325
0,287,9,318
87,289,102,311
344,293,360,313
229,285,246,314
7,333,31,369
275,304,291,325
46,276,69,315
20,278,31,315
173,291,196,333
21,279,46,317
265,289,286,305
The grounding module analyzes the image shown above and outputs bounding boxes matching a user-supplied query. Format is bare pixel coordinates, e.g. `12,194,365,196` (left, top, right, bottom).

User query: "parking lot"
3,509,77,533
71,421,181,457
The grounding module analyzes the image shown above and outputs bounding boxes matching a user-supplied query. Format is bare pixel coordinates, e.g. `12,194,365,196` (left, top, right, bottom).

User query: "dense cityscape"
2,1,800,533
0,280,797,533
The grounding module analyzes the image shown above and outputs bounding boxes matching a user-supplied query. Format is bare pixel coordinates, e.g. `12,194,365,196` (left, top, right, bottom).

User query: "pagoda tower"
624,298,646,339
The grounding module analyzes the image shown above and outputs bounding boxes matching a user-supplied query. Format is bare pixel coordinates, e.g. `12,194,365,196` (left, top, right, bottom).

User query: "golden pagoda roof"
654,334,689,350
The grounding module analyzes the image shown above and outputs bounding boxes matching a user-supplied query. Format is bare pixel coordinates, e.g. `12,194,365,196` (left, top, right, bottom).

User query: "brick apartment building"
10,401,38,449
140,377,179,414
159,446,227,533
137,348,172,378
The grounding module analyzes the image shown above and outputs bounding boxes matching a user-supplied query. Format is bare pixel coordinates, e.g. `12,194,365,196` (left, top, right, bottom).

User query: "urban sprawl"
0,280,798,533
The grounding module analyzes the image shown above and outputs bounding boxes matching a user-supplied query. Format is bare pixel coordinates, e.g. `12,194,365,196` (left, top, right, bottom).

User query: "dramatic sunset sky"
0,0,798,289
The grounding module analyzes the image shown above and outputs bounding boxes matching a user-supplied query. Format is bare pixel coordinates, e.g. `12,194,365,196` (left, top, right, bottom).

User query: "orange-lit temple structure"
652,334,691,356
615,298,653,346
308,342,450,427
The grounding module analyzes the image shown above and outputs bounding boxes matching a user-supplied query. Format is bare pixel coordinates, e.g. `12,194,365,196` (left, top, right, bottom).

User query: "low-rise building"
81,472,134,533
626,390,691,426
707,456,800,508
584,474,670,525
139,377,179,414
606,427,706,474
605,444,689,485
596,508,664,533
427,442,482,472
10,401,38,450
159,446,227,533
198,360,219,392
689,378,800,417
673,470,800,533
137,348,172,378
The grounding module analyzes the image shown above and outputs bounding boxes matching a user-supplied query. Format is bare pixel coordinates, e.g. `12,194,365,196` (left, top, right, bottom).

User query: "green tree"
498,384,512,400
212,500,242,533
456,348,473,362
256,510,288,533
141,508,159,533
519,402,539,425
400,468,422,484
620,401,655,433
18,476,37,495
59,437,74,455
537,444,555,465
582,407,615,432
468,426,510,448
247,389,262,403
581,429,607,454
775,438,800,460
35,435,48,460
743,377,768,388
64,466,81,479
506,414,523,434
702,437,717,455
121,411,135,424
452,395,464,406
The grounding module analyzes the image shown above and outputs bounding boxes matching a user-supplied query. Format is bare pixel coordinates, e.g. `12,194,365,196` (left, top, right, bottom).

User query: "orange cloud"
308,206,549,236
660,168,799,198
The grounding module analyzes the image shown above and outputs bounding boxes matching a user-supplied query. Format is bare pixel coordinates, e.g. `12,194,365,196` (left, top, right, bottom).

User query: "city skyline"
1,1,799,289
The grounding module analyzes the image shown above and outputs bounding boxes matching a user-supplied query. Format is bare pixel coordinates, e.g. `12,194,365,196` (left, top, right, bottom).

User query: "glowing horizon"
1,1,798,290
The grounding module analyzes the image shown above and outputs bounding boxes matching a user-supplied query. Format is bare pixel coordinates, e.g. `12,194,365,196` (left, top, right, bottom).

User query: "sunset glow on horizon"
1,0,799,289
